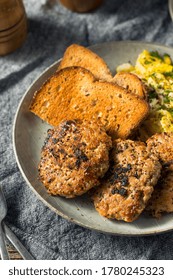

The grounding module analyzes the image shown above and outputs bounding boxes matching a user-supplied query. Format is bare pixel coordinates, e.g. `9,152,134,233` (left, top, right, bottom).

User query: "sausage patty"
147,132,173,171
146,171,173,218
92,139,161,222
38,119,112,198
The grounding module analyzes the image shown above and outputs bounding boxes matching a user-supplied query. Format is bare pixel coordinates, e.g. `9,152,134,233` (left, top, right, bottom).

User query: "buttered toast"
113,72,147,99
58,44,113,82
30,66,149,139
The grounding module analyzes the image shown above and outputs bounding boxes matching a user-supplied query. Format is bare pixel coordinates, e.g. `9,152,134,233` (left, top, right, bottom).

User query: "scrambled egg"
117,50,173,138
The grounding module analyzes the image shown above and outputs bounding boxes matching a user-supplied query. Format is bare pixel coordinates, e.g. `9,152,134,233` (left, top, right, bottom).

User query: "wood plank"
0,243,22,260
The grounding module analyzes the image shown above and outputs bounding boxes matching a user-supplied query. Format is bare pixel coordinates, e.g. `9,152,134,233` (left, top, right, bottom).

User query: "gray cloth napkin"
0,0,173,260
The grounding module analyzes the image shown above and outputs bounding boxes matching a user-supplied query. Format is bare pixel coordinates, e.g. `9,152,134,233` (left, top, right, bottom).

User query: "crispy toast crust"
30,66,149,139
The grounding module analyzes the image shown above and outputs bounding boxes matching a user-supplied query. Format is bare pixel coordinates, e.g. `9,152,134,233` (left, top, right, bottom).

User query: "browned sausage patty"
146,171,173,218
38,119,112,198
92,139,161,222
147,133,173,171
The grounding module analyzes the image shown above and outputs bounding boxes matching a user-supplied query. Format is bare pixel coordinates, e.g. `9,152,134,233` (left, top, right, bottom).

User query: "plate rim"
169,0,173,21
13,40,173,236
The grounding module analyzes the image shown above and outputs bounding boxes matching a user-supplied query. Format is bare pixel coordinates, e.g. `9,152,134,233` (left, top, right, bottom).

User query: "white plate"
13,41,173,236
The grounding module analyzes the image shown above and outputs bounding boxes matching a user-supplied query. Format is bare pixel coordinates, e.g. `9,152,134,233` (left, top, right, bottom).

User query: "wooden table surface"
0,243,22,260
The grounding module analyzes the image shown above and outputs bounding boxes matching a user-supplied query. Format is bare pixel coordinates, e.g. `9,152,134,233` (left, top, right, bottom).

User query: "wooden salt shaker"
0,0,27,55
60,0,103,13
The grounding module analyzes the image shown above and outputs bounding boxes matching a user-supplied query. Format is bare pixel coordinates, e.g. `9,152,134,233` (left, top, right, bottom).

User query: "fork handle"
3,223,34,260
0,222,9,260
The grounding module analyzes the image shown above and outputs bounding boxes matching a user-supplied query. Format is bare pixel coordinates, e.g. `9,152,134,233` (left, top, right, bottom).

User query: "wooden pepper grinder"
60,0,103,13
0,0,27,56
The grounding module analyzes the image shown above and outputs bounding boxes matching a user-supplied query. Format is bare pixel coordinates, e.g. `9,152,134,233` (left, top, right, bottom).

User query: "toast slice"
58,44,146,98
58,44,113,82
113,72,147,99
30,66,149,139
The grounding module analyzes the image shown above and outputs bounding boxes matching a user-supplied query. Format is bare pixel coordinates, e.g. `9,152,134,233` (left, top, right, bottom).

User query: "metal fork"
0,186,9,259
0,186,34,260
